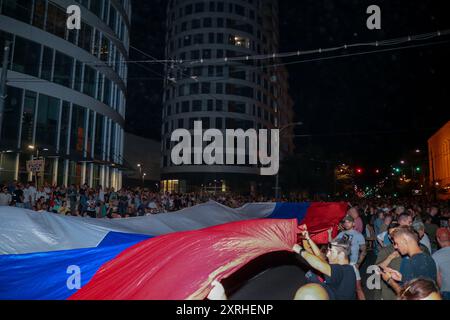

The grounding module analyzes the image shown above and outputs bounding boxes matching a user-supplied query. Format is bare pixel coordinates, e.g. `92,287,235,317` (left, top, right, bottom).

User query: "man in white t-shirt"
27,183,37,206
23,184,32,209
0,186,12,206
335,215,367,267
433,228,450,300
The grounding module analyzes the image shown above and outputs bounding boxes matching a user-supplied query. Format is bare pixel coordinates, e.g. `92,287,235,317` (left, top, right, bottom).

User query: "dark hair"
399,278,440,300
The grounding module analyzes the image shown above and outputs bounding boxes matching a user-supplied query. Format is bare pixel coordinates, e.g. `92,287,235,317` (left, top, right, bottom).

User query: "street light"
142,173,147,186
137,164,143,186
275,121,304,200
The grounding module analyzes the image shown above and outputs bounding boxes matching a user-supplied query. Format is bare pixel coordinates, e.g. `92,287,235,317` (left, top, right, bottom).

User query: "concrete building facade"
0,0,131,189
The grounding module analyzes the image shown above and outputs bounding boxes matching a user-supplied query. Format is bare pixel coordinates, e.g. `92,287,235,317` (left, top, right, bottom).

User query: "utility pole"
0,41,12,138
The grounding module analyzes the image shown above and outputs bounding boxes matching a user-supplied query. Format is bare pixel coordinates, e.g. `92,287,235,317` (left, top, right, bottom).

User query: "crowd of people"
206,199,450,301
0,181,271,218
1,180,449,301
290,200,449,301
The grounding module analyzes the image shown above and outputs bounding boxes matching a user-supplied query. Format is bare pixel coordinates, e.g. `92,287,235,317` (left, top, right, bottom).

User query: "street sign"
26,159,45,173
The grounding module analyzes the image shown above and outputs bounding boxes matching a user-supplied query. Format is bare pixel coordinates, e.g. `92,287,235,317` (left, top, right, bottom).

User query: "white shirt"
420,233,432,254
0,193,12,206
432,247,450,292
27,186,37,203
98,190,105,202
23,188,31,203
44,187,51,195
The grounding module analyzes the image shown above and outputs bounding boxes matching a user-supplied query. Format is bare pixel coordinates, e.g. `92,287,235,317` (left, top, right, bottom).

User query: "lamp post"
137,164,143,186
275,122,303,200
142,173,147,187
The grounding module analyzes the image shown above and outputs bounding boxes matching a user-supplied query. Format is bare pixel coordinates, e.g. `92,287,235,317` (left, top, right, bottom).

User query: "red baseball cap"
436,228,450,241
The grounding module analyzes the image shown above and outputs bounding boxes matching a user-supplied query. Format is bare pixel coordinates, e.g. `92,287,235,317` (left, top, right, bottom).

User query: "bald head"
294,284,330,300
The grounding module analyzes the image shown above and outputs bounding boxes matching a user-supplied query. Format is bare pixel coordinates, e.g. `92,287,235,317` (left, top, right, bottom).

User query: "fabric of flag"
69,219,298,300
0,201,347,300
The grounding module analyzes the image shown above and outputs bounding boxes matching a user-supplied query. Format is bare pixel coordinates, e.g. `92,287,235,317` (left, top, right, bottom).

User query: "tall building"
0,0,130,189
428,121,450,200
161,0,294,193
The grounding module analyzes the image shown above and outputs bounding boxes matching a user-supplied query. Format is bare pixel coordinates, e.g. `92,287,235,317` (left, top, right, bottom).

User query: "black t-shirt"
324,264,356,300
12,189,24,203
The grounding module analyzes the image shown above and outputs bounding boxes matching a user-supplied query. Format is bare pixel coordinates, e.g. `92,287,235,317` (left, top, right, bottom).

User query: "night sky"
126,0,450,171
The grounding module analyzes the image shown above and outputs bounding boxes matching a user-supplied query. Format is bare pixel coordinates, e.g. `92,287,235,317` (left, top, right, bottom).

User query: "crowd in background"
0,181,272,217
295,200,450,301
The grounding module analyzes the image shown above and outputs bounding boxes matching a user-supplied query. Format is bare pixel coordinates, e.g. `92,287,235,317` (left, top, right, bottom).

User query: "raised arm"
293,244,331,277
299,226,327,260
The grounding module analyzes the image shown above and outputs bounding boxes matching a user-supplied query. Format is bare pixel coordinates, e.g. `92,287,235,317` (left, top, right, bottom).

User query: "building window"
94,114,104,159
192,19,201,29
0,86,22,148
215,118,222,129
46,3,66,38
202,83,211,94
195,2,205,13
21,91,37,149
83,65,97,98
36,94,60,149
207,100,214,111
54,51,74,88
73,61,83,92
181,101,190,113
32,0,46,29
203,18,212,28
1,0,33,24
228,101,246,114
193,34,203,45
192,100,202,112
78,22,93,52
12,36,41,77
216,83,223,94
41,46,54,81
60,102,71,155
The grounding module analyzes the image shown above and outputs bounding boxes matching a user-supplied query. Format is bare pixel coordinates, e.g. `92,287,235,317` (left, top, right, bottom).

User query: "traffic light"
394,167,401,174
416,167,421,172
356,168,363,174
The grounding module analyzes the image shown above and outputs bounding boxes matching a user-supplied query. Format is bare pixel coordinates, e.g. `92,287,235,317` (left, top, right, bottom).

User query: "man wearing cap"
348,207,364,234
334,215,367,268
432,228,450,300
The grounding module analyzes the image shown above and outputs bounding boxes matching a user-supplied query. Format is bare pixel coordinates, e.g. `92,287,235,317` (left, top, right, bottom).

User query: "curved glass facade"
161,0,294,192
0,0,131,188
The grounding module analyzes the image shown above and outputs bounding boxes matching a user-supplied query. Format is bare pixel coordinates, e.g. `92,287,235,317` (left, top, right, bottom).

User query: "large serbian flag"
0,201,347,300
